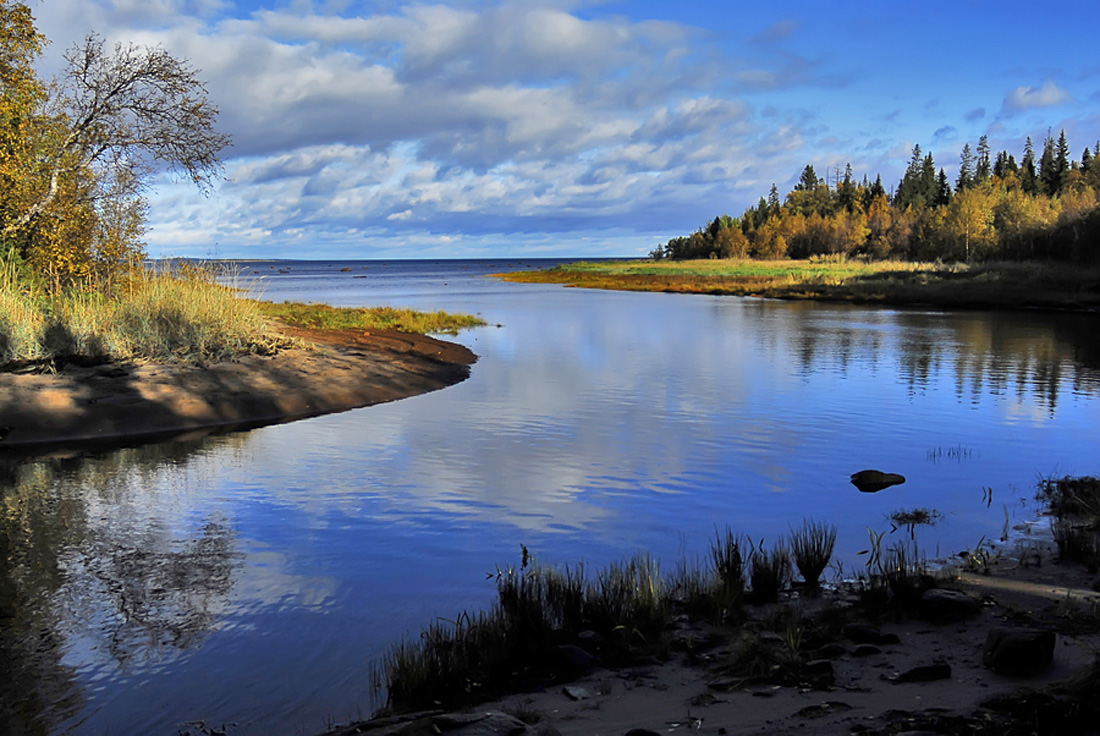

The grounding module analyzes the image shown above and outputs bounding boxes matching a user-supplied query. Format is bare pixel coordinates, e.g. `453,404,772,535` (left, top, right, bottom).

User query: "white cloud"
1003,80,1073,112
38,1,1095,259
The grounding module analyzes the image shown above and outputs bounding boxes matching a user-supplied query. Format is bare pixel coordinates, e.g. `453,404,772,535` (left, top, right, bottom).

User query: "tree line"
654,130,1100,263
1,0,228,292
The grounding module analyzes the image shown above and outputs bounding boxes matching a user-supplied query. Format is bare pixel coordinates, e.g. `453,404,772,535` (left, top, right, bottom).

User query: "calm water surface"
2,259,1099,735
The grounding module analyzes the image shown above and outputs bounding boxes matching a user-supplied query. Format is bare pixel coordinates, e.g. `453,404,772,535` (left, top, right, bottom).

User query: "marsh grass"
496,259,1100,310
255,300,486,335
789,520,837,589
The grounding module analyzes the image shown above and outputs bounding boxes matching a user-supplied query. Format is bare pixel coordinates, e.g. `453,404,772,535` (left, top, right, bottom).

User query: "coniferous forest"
653,131,1100,264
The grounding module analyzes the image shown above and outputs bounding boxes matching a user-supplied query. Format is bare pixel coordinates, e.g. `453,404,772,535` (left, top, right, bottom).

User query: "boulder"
920,588,981,623
850,469,906,493
983,627,1056,676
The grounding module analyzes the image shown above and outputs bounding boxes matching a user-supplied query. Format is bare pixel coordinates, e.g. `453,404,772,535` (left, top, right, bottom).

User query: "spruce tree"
1054,130,1070,193
975,135,991,183
936,168,952,206
1021,137,1039,194
1039,131,1057,195
957,143,974,190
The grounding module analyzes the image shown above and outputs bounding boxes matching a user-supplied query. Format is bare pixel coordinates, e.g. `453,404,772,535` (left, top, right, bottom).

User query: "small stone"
843,623,892,644
894,663,952,683
561,686,591,701
921,589,981,623
796,701,853,719
576,630,606,653
983,627,1056,676
851,644,882,657
810,643,847,660
803,659,834,676
551,644,595,671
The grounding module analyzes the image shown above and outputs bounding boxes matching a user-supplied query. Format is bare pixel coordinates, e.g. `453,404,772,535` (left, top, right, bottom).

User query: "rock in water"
850,469,906,493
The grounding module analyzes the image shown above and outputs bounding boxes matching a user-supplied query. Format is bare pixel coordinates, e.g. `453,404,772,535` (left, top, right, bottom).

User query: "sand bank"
0,326,476,455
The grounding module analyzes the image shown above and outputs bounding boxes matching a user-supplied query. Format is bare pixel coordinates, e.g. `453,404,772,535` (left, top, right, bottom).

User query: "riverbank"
325,540,1100,736
0,325,476,455
496,259,1100,312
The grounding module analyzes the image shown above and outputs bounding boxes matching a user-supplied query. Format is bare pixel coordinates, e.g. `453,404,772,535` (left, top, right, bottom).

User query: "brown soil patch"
0,327,476,455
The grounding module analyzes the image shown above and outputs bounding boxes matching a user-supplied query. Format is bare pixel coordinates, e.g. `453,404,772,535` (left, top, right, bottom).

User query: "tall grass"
748,539,792,603
382,554,672,713
790,520,837,588
0,261,280,367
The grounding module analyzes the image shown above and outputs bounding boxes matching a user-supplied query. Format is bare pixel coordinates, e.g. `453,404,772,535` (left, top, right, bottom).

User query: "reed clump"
747,539,792,603
383,554,671,713
790,520,837,589
1037,475,1100,572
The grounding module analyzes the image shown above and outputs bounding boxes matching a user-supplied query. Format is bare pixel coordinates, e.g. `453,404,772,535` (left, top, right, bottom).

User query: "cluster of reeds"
857,525,933,609
383,554,671,713
1037,476,1100,572
383,520,842,714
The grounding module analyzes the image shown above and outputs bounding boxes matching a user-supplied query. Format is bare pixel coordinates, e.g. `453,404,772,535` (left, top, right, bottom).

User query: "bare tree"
4,34,231,237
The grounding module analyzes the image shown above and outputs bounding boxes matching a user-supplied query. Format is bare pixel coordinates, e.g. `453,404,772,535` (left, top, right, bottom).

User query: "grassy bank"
256,301,486,336
497,258,1100,311
0,264,485,370
0,266,280,368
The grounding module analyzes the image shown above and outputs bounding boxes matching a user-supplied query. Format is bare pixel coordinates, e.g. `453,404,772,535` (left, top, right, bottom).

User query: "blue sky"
33,0,1100,259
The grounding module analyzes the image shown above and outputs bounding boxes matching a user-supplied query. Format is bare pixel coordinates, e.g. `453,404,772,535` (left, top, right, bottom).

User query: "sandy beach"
0,326,476,454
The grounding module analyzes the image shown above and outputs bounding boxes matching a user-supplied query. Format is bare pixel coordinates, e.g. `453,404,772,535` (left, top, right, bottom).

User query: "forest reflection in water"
1,279,1099,734
0,436,250,735
742,299,1100,412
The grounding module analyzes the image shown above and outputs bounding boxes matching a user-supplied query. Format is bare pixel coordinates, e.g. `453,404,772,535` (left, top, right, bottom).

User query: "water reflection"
0,437,249,735
2,264,1099,734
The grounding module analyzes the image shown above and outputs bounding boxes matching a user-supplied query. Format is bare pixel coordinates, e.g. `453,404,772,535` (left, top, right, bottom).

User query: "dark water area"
2,258,1099,734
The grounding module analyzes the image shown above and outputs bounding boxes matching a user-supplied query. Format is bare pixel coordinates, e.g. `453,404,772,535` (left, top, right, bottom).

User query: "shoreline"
0,326,476,457
494,259,1100,314
326,543,1100,736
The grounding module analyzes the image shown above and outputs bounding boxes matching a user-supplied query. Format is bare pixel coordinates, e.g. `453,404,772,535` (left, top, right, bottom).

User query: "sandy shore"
0,326,476,455
328,545,1100,736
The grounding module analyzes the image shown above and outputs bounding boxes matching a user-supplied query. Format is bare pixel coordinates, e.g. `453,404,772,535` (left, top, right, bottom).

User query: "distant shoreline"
496,258,1100,313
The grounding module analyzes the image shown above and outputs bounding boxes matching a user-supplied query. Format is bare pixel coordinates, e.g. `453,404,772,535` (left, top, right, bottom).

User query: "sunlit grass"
255,300,486,335
0,261,282,367
0,260,485,369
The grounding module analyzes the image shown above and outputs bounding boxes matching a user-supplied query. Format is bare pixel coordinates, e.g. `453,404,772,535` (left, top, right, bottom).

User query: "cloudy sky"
32,0,1100,259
